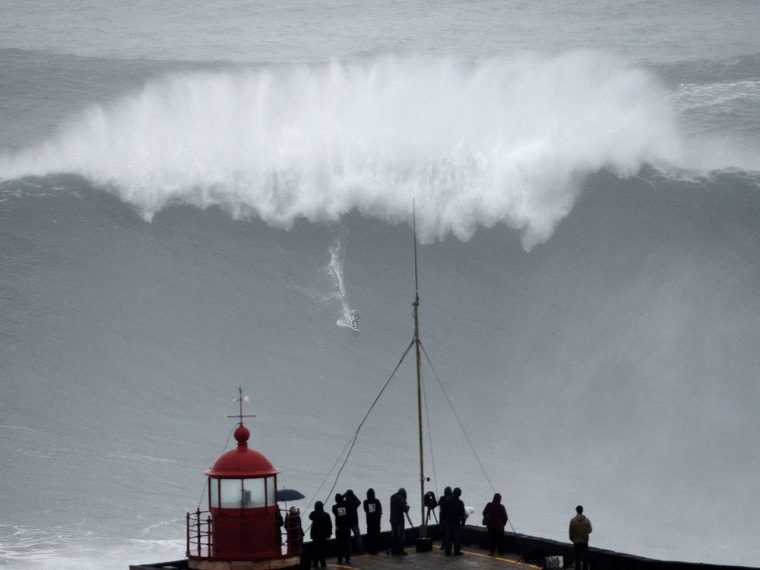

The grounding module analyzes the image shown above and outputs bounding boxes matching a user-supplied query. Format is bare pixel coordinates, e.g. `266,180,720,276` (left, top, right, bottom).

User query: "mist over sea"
2,2,760,568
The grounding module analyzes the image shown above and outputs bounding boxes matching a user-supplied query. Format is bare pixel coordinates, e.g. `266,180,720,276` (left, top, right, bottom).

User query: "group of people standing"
307,486,592,568
387,485,472,557
307,488,384,568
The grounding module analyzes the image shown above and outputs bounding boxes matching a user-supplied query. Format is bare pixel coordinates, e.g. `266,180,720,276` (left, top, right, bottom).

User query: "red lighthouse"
186,390,301,570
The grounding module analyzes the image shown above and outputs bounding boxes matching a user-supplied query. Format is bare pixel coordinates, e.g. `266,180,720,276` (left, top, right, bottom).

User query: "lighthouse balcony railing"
186,509,303,561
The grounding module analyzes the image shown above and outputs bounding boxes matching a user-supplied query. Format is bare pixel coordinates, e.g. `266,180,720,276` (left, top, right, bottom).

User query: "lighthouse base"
189,557,299,570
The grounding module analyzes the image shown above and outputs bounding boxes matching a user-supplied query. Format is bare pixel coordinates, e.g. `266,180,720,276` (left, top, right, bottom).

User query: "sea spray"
0,52,685,250
325,236,358,329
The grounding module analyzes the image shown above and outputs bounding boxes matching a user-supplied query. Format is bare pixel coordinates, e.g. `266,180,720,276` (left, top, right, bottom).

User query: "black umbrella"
276,488,305,502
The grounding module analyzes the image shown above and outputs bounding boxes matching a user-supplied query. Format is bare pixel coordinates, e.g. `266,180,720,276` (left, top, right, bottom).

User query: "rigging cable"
305,338,416,517
419,340,495,493
196,424,237,509
420,340,529,560
420,368,439,500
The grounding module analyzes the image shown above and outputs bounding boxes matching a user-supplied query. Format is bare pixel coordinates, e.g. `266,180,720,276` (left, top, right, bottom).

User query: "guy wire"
308,339,416,515
419,341,495,493
419,341,529,558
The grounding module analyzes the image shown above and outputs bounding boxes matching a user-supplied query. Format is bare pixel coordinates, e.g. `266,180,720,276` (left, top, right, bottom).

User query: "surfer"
349,310,360,330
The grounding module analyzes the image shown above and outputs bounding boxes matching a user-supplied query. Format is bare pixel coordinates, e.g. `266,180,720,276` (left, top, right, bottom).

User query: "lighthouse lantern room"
187,389,301,570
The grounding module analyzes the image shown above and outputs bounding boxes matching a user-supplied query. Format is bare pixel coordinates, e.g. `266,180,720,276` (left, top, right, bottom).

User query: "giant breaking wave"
0,52,688,250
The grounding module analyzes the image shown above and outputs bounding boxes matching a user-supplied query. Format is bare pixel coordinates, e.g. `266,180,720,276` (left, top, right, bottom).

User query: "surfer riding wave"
325,237,360,331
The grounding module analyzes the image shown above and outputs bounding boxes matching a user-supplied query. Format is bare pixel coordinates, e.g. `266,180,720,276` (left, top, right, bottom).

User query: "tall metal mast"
412,202,427,540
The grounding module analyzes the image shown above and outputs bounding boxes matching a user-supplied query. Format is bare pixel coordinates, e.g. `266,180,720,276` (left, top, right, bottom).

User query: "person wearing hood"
344,489,364,554
443,487,466,556
332,493,352,564
308,501,332,568
438,487,453,552
363,488,383,555
482,493,508,555
286,506,304,552
389,487,410,555
569,505,592,570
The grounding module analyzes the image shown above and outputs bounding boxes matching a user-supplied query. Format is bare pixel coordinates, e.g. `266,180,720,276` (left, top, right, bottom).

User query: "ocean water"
2,1,760,568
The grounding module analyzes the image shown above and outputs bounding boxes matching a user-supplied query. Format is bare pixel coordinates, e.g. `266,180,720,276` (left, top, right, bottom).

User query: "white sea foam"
325,236,358,329
672,80,760,110
0,52,686,250
0,523,183,570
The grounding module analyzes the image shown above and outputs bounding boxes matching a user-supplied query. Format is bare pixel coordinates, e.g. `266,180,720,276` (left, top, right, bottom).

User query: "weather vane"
227,386,257,426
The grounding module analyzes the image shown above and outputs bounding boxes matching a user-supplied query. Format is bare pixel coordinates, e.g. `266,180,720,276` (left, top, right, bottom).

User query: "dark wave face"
3,164,760,567
3,3,760,568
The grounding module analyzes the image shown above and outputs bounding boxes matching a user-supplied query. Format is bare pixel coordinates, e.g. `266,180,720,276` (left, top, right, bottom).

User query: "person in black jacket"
438,487,453,552
389,487,410,555
344,489,364,554
308,501,332,568
482,493,508,555
332,493,352,564
363,488,383,554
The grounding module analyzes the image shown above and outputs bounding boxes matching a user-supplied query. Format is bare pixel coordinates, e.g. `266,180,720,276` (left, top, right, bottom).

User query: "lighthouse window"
208,478,242,508
266,476,275,505
242,478,266,508
208,477,277,508
210,478,219,507
218,478,246,508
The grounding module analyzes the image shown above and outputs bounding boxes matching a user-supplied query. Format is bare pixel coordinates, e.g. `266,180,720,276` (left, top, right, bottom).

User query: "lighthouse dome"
204,423,280,477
